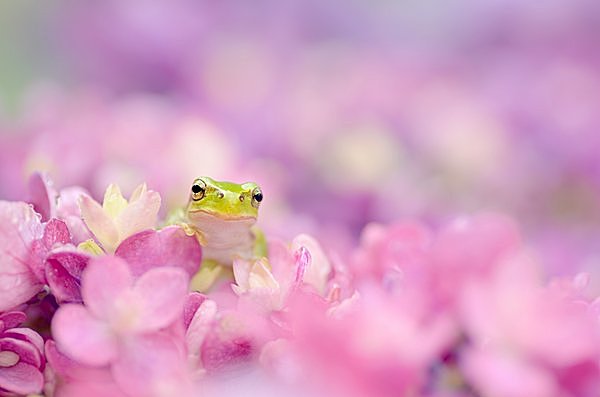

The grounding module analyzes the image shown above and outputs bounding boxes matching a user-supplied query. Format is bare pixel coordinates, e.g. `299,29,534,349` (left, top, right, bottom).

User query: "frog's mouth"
188,209,257,222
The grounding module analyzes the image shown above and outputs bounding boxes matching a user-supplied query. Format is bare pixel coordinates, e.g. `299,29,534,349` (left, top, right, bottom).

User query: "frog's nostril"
217,191,224,199
239,195,245,202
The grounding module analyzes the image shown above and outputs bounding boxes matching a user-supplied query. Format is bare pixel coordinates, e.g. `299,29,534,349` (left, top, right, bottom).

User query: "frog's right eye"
191,180,206,201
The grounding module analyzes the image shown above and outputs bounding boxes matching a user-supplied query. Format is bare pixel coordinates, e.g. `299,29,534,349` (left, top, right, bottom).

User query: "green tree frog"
171,177,266,290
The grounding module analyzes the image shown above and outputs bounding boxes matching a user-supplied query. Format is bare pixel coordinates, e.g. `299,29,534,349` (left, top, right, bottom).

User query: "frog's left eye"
191,180,206,201
251,187,263,208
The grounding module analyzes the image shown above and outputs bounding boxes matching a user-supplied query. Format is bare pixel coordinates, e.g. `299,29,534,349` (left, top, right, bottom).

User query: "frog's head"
186,176,262,222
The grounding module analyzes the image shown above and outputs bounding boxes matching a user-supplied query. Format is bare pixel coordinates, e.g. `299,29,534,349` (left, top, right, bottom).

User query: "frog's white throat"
188,211,257,265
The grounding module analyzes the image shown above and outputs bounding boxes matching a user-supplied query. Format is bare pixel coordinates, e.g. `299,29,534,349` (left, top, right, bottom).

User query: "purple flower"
0,312,45,396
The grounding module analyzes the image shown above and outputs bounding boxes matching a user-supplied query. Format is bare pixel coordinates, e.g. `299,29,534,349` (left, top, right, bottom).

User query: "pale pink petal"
232,259,252,293
186,299,217,368
79,195,118,252
115,226,201,277
27,172,56,222
81,256,132,320
56,186,88,219
0,362,43,395
112,334,189,397
0,201,44,311
52,304,118,367
292,234,331,295
131,267,188,332
114,190,160,241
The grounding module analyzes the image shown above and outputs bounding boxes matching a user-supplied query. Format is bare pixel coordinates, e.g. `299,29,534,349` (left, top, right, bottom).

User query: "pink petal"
292,234,330,294
52,304,118,367
47,249,89,278
114,190,160,241
112,334,188,397
43,218,71,247
183,292,207,330
45,257,84,304
0,337,42,367
28,219,73,283
79,195,118,251
53,380,130,397
5,328,44,359
115,226,201,278
131,267,189,332
463,349,557,397
0,201,44,311
186,299,217,367
0,312,26,331
81,256,132,320
45,340,113,382
27,172,56,222
0,362,43,395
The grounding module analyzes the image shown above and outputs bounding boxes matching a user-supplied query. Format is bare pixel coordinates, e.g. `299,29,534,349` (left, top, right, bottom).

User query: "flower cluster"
0,173,598,396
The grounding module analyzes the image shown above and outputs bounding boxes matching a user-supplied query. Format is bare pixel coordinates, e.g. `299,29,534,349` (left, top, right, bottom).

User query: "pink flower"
0,201,44,312
79,183,161,252
0,312,45,396
52,255,188,367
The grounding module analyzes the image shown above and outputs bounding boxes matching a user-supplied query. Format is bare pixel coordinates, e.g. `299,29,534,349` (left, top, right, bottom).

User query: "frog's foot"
190,259,233,292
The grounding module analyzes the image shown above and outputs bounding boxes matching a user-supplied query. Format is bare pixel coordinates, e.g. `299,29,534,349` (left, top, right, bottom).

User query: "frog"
169,176,266,290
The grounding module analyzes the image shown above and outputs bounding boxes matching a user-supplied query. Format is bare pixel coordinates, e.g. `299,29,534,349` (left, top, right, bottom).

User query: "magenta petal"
0,312,26,331
5,328,44,359
52,304,118,367
27,172,57,222
45,262,82,304
81,256,132,320
132,267,189,332
45,250,90,304
115,226,202,278
0,362,43,395
0,337,42,367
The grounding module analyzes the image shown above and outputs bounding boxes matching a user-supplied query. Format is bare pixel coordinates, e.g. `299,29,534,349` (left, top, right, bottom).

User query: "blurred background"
1,0,600,279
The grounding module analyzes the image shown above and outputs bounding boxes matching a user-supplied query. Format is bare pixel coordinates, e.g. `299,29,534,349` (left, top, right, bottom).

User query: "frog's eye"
191,180,206,201
251,187,263,208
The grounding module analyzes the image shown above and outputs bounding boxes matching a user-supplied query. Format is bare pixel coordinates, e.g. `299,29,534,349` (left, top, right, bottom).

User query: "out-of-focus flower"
0,201,44,312
79,183,160,252
460,254,600,397
52,255,188,367
0,311,45,396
